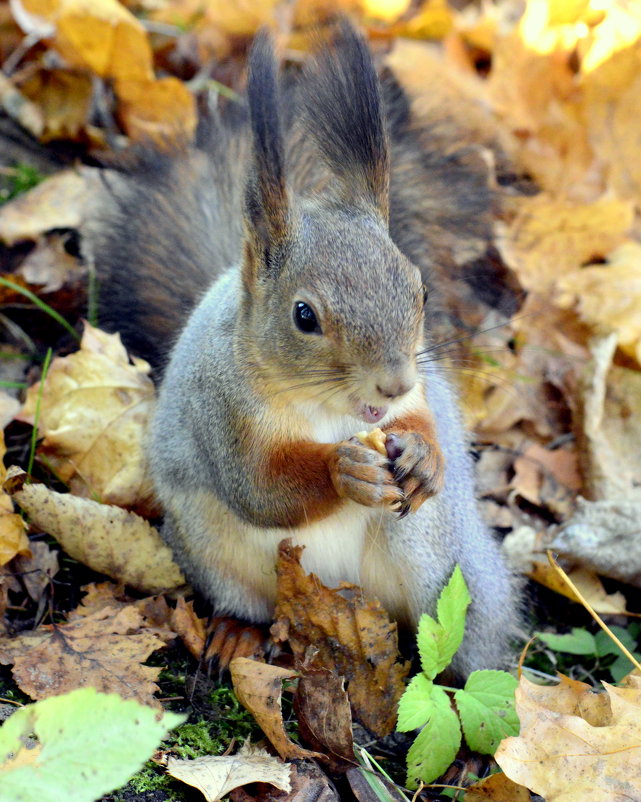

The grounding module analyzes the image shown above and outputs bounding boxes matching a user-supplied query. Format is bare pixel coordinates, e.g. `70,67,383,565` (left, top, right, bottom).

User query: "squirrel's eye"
422,284,428,306
293,301,321,334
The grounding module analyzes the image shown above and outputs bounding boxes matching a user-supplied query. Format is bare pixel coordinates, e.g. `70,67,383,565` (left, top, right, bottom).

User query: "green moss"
0,163,44,204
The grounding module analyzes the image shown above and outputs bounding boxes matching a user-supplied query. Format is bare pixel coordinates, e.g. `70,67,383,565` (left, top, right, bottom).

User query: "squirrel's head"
240,21,425,423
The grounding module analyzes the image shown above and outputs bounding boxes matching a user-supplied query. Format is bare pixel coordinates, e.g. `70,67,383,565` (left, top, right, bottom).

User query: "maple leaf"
496,673,641,801
0,602,173,707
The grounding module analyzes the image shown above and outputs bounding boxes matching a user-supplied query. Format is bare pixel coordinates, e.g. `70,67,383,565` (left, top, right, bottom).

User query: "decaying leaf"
6,468,185,593
231,658,322,762
167,740,291,802
294,667,356,772
273,541,410,737
496,673,641,801
18,322,156,512
11,540,59,604
0,601,173,706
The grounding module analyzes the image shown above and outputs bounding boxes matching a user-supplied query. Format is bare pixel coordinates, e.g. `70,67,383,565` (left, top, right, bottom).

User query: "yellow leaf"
496,674,641,801
19,323,155,512
496,194,634,294
554,241,641,364
0,432,30,567
116,76,197,143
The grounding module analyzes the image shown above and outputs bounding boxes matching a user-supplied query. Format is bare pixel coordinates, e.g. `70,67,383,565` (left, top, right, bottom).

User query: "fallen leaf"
573,332,641,502
496,194,634,296
18,323,156,512
11,541,59,604
0,433,30,568
18,66,93,141
272,540,409,738
0,169,95,246
167,740,291,802
464,771,530,801
230,757,339,802
551,497,641,587
294,667,356,772
0,602,172,706
6,469,185,593
230,658,322,762
529,561,628,615
171,597,206,661
496,673,641,801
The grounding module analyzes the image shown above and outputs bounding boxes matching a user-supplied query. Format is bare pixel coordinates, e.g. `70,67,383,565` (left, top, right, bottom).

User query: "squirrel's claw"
385,431,444,514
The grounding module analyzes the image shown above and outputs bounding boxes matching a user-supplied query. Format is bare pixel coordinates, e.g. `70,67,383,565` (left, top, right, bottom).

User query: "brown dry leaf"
555,241,641,365
496,673,641,801
0,602,171,706
230,658,323,762
528,558,628,614
230,758,339,802
0,168,95,246
7,468,185,593
11,540,59,604
573,333,641,502
464,771,530,801
167,740,291,802
0,433,30,567
510,442,580,518
496,194,634,295
19,323,156,511
116,76,197,142
18,67,93,142
294,667,355,773
13,231,86,295
171,596,207,661
273,540,409,737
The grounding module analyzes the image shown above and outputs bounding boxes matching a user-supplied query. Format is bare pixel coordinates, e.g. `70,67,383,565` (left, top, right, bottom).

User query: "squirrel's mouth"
356,403,388,424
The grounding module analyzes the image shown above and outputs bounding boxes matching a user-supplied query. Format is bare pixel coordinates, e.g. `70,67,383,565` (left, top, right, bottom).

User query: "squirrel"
82,21,519,677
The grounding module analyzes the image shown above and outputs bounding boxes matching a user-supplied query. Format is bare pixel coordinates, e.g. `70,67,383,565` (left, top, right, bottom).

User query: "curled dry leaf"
496,673,641,802
11,540,59,604
0,433,30,568
167,740,291,802
273,540,410,737
294,667,356,773
0,602,172,707
231,657,322,762
464,771,530,802
18,322,156,513
6,467,185,594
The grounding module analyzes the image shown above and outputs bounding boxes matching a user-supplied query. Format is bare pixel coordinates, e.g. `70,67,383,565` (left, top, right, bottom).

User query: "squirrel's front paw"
329,439,404,509
385,432,444,517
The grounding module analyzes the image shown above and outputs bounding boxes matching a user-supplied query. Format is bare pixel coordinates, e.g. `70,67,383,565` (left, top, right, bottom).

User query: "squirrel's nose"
376,377,414,400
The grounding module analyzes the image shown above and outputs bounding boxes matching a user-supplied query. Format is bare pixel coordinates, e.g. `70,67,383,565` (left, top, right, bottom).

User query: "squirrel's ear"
302,19,390,223
244,29,289,274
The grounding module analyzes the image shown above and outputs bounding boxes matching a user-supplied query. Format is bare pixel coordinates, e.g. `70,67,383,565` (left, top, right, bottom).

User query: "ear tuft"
301,19,390,221
245,29,289,256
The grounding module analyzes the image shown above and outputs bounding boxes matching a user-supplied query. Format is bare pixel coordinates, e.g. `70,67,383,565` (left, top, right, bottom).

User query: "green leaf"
436,565,471,664
396,673,435,732
537,628,597,656
417,613,446,680
594,626,637,658
416,566,471,680
406,685,461,789
0,688,185,802
454,670,519,755
609,653,641,683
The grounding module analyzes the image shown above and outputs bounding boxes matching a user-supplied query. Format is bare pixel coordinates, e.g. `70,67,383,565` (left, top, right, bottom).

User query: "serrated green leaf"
435,565,471,664
0,688,185,802
454,670,518,755
417,613,446,680
396,673,435,732
594,626,637,658
405,685,461,789
537,628,597,656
